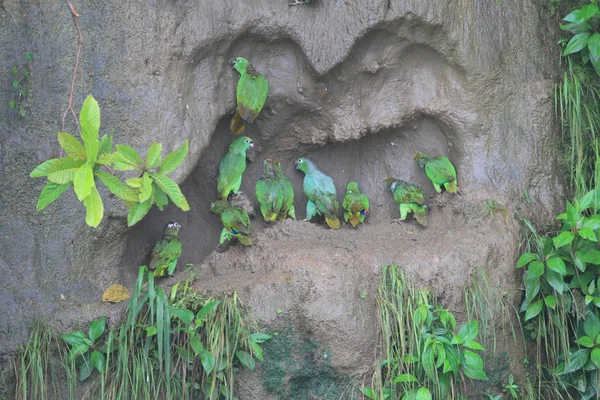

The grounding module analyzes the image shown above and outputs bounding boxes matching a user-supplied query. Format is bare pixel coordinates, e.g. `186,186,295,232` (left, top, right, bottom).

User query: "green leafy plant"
502,374,519,399
560,3,600,75
60,317,107,382
9,52,33,117
30,95,190,227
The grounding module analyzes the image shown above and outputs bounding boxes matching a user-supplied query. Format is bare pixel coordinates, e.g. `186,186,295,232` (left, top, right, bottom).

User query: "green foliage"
8,52,33,117
560,3,600,75
30,95,190,227
366,265,487,399
60,317,107,382
517,189,600,398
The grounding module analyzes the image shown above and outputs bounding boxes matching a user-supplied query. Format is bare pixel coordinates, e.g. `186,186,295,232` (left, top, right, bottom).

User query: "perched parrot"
255,159,283,222
210,200,252,246
149,221,182,277
275,161,296,221
295,157,339,230
342,182,370,227
414,152,458,194
384,177,428,226
217,136,254,200
230,57,269,135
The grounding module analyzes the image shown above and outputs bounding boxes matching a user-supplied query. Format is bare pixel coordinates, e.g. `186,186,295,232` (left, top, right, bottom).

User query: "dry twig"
61,0,83,132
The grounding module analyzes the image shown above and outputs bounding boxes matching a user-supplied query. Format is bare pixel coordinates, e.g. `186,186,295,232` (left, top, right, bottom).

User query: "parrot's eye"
297,159,302,163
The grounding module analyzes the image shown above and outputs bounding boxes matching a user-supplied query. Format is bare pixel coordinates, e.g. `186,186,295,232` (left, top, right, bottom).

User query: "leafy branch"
30,95,190,227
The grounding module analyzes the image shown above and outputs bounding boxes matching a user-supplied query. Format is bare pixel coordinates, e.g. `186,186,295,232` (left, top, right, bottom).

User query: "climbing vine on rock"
30,95,190,227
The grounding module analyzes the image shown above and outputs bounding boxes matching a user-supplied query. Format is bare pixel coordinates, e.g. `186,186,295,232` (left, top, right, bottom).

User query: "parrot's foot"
391,218,405,225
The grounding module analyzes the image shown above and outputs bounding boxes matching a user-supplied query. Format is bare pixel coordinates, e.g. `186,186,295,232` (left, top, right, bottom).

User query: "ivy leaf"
546,257,567,275
576,336,595,348
159,139,189,175
36,182,71,211
545,295,557,309
236,350,255,371
83,185,103,228
139,172,152,203
153,184,168,211
88,317,106,343
113,144,144,170
149,173,190,211
73,162,94,201
579,227,598,242
553,231,575,249
563,32,592,56
79,95,100,145
584,312,600,338
90,350,105,373
146,141,162,169
95,171,139,202
462,350,488,381
525,300,543,321
127,198,153,227
563,349,591,374
58,132,86,160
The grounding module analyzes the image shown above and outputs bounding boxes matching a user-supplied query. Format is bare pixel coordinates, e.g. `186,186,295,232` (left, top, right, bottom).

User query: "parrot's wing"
218,152,246,196
237,73,269,123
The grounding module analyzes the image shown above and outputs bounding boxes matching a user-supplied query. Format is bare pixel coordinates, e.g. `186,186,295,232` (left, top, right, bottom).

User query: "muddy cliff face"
1,0,561,395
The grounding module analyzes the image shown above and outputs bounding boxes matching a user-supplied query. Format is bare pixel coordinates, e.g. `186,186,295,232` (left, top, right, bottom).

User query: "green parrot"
342,182,369,227
414,152,458,194
149,221,182,277
230,57,269,135
210,200,252,246
255,159,283,222
384,178,428,226
275,161,296,221
295,157,340,230
217,136,254,200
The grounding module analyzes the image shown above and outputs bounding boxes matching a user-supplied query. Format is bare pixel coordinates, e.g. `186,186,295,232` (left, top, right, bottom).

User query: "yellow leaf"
102,284,131,303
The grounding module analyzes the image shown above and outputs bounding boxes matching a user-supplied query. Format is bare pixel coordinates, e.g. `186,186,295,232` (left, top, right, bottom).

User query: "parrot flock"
148,57,459,277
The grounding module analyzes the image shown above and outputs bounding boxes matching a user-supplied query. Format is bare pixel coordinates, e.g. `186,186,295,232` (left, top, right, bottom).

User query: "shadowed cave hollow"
122,113,462,270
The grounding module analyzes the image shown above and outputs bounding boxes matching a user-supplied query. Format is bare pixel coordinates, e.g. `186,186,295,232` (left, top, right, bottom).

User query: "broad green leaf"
575,251,588,272
36,182,71,211
528,261,545,278
79,95,100,144
525,300,543,321
415,387,432,400
567,201,579,227
88,317,106,343
463,340,485,351
85,139,99,164
83,185,103,227
146,141,162,169
563,349,591,374
583,215,600,230
360,388,376,400
200,349,215,374
545,295,557,309
591,348,600,369
525,276,541,304
563,4,599,24
61,331,88,346
458,320,479,342
30,157,84,179
392,374,419,383
422,346,437,381
69,342,90,358
79,356,93,382
462,350,488,381
581,250,600,265
236,350,255,371
196,300,221,320
95,171,139,202
127,198,153,227
96,153,112,165
153,184,168,210
579,227,598,242
561,21,593,34
590,32,600,64
517,253,537,268
168,306,194,325
586,294,594,305
553,231,575,248
250,333,272,343
584,312,600,338
159,139,189,175
58,132,86,160
564,32,592,56
149,173,190,211
250,341,264,361
113,144,143,170
580,189,597,211
139,172,152,203
99,132,113,155
73,162,94,201
90,350,105,373
546,257,567,275
190,335,204,356
126,178,142,188
145,326,157,336
593,55,600,78
576,336,595,348
175,345,193,363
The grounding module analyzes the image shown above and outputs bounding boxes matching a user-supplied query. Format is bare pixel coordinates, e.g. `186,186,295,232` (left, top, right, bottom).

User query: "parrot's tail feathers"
445,180,458,194
326,215,340,230
264,211,277,222
238,234,253,246
230,111,246,135
348,213,360,227
415,206,428,226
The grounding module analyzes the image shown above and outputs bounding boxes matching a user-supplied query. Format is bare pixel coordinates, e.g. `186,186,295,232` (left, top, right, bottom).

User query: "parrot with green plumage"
384,178,428,226
295,157,339,230
414,152,458,194
217,136,254,200
255,159,296,222
342,182,369,227
230,57,269,135
275,161,296,221
210,200,252,246
149,221,182,277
